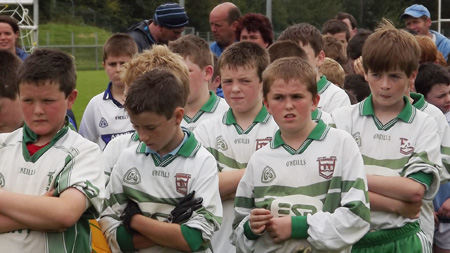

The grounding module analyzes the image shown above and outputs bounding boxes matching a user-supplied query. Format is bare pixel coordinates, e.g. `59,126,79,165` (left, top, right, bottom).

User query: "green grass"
73,70,109,125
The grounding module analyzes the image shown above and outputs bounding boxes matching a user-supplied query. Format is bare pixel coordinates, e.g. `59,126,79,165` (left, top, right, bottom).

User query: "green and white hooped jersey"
99,130,222,253
317,76,351,114
181,92,229,132
332,95,441,234
232,121,370,252
0,123,105,253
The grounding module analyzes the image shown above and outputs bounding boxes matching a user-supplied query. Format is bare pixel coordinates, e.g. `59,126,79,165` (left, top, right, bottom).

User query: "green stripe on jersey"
206,147,247,170
47,218,91,253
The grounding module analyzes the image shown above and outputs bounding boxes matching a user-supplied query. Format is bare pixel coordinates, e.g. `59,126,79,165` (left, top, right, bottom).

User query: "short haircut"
322,35,347,65
227,4,241,24
267,40,307,63
103,33,138,62
120,45,189,100
263,57,317,99
362,20,420,77
236,13,274,46
168,34,213,69
415,62,450,96
0,50,22,99
219,41,269,81
125,69,187,119
278,23,323,56
322,19,350,42
415,35,437,64
344,74,371,102
319,57,345,88
347,29,372,60
336,12,357,29
17,49,76,97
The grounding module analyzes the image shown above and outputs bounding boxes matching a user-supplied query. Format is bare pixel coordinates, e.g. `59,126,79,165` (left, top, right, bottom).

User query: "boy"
278,23,350,114
332,21,441,252
99,69,222,252
319,57,345,88
0,49,104,252
79,33,137,150
0,49,23,133
194,41,279,252
232,56,370,252
168,34,228,132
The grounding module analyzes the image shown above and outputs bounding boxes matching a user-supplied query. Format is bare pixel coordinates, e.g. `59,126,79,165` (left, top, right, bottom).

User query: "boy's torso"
181,94,229,132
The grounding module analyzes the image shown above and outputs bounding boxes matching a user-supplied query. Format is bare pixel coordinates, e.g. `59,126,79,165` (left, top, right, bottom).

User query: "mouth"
284,114,296,119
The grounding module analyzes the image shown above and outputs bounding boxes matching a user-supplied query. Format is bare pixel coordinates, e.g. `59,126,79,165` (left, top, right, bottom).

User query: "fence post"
71,32,75,56
46,31,49,46
95,32,98,70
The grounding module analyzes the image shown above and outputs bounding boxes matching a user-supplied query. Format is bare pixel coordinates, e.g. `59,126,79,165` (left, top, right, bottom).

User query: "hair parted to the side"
362,19,420,77
415,62,450,96
168,34,213,69
0,50,22,99
103,33,138,62
267,40,307,63
17,49,76,97
120,45,189,100
278,23,323,56
125,69,187,119
219,41,269,81
236,13,274,46
263,57,317,99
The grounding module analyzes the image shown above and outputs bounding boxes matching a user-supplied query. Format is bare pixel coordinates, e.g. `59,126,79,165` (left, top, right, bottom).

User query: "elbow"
54,213,80,229
409,185,425,203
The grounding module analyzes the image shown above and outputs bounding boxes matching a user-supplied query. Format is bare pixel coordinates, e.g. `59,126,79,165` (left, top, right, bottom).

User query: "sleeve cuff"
181,225,203,251
408,171,433,188
116,225,136,252
291,216,309,239
243,220,261,240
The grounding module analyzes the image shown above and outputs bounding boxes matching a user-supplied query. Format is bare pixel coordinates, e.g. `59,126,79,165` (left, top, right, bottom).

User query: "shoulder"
0,128,22,144
62,129,102,152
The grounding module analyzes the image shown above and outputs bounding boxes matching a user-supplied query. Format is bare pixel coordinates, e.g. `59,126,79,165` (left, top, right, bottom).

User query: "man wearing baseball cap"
126,2,188,52
400,4,450,61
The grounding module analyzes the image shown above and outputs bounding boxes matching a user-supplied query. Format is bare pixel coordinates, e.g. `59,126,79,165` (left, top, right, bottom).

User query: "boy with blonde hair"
195,41,278,252
319,57,345,88
79,33,137,150
332,20,441,252
232,56,370,252
169,34,228,132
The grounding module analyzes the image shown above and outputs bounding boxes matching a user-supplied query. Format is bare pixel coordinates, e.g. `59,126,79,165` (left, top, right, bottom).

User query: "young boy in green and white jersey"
278,23,351,114
332,20,442,252
99,69,222,252
232,57,370,252
194,41,279,252
0,49,105,252
169,34,228,132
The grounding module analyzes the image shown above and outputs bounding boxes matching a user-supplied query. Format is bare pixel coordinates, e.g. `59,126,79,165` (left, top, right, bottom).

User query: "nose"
230,81,240,93
380,76,390,90
34,102,44,115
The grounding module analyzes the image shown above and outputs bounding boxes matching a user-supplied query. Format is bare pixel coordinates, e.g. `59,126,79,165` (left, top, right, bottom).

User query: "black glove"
167,191,203,224
121,200,143,233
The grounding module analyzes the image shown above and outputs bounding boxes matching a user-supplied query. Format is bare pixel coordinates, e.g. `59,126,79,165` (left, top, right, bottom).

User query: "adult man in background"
401,4,450,61
209,2,241,57
126,2,188,52
335,12,357,39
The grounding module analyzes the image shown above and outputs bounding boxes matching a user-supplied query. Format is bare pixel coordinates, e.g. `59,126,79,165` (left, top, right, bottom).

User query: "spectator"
209,2,241,57
236,13,273,48
336,12,358,38
0,15,28,60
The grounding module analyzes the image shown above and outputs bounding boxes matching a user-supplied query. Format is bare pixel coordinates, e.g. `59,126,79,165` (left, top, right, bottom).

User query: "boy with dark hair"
195,41,278,252
322,19,350,50
99,69,222,252
0,49,23,133
415,62,450,115
343,74,371,103
0,48,104,252
79,33,137,150
332,20,441,252
346,29,372,75
278,23,350,113
169,34,228,132
232,56,369,252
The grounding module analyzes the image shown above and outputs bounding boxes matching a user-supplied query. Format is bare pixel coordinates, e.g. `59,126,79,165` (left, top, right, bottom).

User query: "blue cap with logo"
153,2,188,28
400,4,430,19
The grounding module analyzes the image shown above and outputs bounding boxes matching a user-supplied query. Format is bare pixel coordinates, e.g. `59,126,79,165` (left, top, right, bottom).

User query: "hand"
353,56,365,76
267,216,292,243
121,200,142,232
437,198,450,218
167,191,203,224
396,200,421,219
249,208,272,235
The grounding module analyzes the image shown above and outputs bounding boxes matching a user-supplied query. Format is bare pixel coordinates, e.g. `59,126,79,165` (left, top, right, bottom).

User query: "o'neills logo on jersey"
352,132,361,147
0,173,4,187
261,166,276,183
399,138,414,155
99,117,108,128
175,173,191,194
256,137,272,150
318,156,337,179
216,136,228,151
123,168,141,185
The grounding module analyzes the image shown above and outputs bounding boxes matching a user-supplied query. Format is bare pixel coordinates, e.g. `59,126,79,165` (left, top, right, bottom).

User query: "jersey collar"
223,105,270,125
410,92,428,111
103,82,124,108
360,94,415,123
317,75,331,95
183,92,221,123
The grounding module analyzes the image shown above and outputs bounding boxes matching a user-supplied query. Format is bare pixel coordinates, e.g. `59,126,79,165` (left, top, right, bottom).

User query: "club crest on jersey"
256,137,272,150
317,156,337,179
352,132,361,147
123,168,141,185
216,136,228,151
0,173,4,187
261,166,276,183
399,138,414,155
99,117,108,128
175,173,191,194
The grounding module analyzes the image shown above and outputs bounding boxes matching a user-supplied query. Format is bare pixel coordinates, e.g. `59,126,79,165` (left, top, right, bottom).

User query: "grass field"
73,70,109,125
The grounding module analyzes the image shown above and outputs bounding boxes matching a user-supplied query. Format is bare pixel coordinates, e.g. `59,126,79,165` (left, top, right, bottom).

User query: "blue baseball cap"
400,4,430,19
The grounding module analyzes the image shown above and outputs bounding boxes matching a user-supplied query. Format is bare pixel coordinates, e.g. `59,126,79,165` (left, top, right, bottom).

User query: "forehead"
210,8,229,23
19,80,62,93
221,64,258,76
105,54,132,62
129,110,167,124
404,16,425,23
0,22,14,32
271,78,308,90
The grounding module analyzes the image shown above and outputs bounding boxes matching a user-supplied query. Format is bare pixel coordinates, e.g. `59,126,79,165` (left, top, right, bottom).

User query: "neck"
281,121,316,150
184,91,211,118
157,128,184,157
111,85,126,105
148,22,161,42
233,103,263,131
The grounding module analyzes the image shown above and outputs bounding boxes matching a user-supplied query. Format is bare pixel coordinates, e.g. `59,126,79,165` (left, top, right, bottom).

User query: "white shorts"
434,222,450,249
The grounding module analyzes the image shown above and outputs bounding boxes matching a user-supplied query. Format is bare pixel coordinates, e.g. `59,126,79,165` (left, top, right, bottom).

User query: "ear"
66,89,78,110
263,97,272,115
232,20,239,31
316,50,325,67
311,94,320,112
210,75,221,90
102,61,106,70
409,70,418,92
204,65,214,82
173,107,184,125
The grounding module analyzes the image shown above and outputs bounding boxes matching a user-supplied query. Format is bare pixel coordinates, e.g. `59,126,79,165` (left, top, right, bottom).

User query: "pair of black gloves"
121,191,203,232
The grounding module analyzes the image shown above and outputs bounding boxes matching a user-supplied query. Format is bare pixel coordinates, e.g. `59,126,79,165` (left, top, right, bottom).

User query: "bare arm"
218,169,246,198
133,233,156,250
368,191,421,219
367,174,425,203
0,214,28,233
